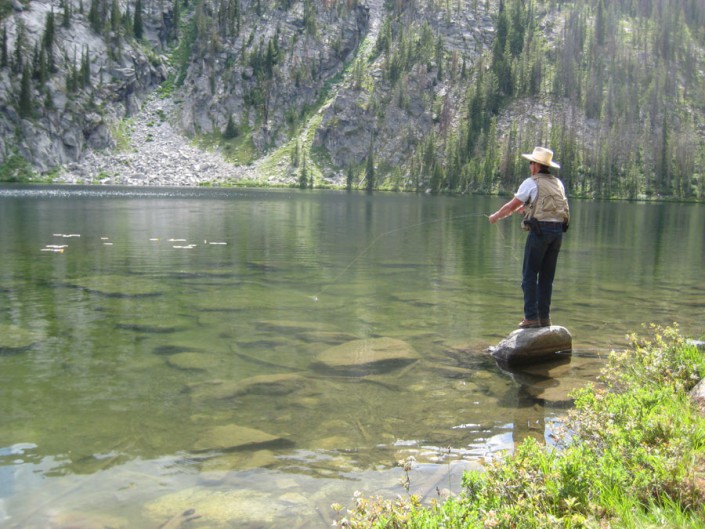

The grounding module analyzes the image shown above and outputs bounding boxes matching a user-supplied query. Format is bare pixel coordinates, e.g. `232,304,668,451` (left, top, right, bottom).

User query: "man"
488,147,570,329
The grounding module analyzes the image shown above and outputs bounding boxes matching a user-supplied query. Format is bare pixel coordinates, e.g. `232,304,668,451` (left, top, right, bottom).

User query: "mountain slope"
2,0,705,199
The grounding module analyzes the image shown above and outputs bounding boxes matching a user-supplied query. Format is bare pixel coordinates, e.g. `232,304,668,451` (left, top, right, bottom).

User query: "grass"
334,324,705,528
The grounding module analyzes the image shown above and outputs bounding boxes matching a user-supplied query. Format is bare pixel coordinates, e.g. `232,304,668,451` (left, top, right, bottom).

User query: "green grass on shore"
334,324,705,528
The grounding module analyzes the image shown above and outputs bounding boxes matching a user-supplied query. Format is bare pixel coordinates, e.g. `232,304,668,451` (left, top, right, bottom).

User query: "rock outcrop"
488,326,572,367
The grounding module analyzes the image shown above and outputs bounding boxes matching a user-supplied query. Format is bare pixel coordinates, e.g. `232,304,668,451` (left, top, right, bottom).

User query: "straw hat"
521,147,560,168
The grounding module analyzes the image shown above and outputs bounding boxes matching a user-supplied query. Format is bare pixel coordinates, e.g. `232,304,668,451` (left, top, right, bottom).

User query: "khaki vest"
524,173,570,223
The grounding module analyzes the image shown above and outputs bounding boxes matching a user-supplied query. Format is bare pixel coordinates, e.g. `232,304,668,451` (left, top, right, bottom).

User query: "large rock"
311,337,420,376
488,326,572,367
193,424,287,452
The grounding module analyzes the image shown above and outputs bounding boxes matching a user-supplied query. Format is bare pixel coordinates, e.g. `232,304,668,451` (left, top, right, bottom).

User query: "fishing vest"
524,173,570,223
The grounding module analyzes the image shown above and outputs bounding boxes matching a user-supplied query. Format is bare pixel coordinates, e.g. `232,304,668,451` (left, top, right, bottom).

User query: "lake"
0,186,703,528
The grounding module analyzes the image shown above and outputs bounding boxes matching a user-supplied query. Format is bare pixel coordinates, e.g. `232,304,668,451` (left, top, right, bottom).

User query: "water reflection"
0,186,703,527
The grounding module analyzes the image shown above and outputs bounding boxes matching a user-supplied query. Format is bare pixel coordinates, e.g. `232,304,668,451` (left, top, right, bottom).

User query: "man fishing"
488,147,570,329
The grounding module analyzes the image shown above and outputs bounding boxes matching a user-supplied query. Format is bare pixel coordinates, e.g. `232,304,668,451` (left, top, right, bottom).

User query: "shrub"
336,324,705,528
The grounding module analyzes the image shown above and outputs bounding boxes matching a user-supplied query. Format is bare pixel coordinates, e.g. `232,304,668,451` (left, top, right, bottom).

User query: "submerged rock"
48,510,128,529
144,488,283,526
227,373,308,396
67,275,164,297
311,337,420,375
201,449,278,472
167,352,222,371
488,326,572,366
187,373,308,401
0,324,39,354
193,424,287,452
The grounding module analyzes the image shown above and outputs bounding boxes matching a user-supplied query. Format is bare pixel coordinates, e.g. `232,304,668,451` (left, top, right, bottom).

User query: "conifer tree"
172,0,181,39
80,46,91,87
62,0,71,28
346,165,354,191
508,0,525,56
133,0,144,40
111,0,121,34
88,0,101,33
299,153,308,188
1,25,7,68
43,10,55,51
13,21,25,74
223,115,238,139
365,144,375,192
19,65,33,118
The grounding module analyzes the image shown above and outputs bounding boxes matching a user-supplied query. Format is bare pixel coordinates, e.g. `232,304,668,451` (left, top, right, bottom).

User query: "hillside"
1,0,704,199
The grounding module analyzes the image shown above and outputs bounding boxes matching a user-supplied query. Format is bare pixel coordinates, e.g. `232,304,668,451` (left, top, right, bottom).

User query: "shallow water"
0,186,703,528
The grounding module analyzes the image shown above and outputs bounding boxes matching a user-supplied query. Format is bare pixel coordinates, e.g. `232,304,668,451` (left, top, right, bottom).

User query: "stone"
0,324,39,354
144,488,282,526
488,326,572,367
67,274,164,297
167,352,222,371
687,339,705,351
193,424,287,452
311,337,420,376
48,511,128,529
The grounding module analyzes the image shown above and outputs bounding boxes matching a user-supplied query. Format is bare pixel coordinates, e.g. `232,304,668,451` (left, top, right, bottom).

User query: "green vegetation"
383,0,705,199
0,151,36,182
335,324,705,528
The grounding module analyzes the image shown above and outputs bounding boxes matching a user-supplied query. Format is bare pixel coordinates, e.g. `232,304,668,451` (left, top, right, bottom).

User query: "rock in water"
488,326,572,367
193,425,286,452
312,337,420,375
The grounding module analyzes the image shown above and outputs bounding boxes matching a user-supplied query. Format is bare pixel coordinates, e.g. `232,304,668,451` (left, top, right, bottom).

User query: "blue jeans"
522,224,563,321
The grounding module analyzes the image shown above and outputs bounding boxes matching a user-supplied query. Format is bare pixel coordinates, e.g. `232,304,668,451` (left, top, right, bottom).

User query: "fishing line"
493,221,524,263
310,212,492,301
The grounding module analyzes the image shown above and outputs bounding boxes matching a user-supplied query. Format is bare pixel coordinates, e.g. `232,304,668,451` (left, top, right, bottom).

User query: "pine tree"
62,0,71,28
80,46,91,87
172,0,181,39
595,0,606,47
346,165,354,191
508,0,525,56
111,0,121,34
223,115,239,139
18,65,33,118
88,0,101,33
365,144,375,192
1,25,7,68
299,153,308,188
133,0,144,40
13,21,25,74
43,9,55,51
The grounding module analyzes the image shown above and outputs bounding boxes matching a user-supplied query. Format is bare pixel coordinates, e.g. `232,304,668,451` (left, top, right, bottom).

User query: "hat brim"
521,153,560,168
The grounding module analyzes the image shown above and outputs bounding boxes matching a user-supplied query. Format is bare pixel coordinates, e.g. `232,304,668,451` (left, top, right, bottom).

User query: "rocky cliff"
0,0,172,173
0,0,496,186
2,0,704,196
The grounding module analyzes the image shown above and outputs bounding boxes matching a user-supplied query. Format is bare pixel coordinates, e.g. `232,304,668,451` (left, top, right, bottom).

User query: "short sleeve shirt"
515,177,538,204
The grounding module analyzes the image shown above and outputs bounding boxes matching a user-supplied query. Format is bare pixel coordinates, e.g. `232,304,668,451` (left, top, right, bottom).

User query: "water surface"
0,186,703,528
